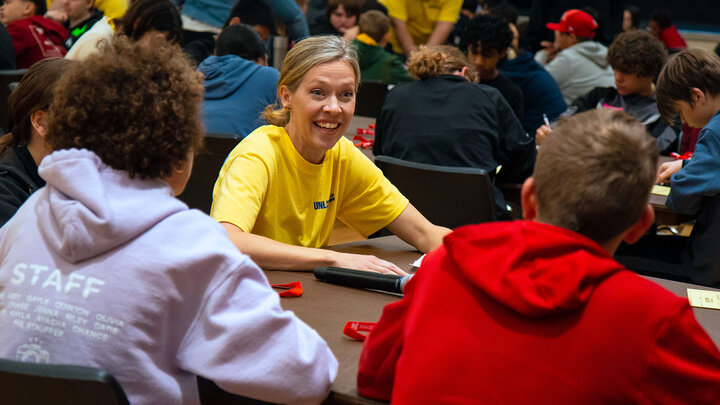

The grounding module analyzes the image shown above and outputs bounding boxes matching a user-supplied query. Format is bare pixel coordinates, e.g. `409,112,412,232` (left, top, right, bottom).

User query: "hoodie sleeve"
357,289,410,401
637,301,720,404
666,125,720,215
535,49,572,90
176,256,338,404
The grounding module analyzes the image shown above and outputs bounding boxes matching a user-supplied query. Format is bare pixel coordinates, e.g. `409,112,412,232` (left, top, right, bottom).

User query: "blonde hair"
358,10,389,43
407,45,478,82
263,36,360,126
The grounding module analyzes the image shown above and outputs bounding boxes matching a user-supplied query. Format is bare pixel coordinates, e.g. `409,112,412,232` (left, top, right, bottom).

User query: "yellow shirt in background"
47,0,128,20
380,0,462,54
211,125,409,247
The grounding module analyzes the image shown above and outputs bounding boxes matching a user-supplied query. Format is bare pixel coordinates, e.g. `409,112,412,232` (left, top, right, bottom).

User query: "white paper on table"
688,288,720,310
411,254,425,269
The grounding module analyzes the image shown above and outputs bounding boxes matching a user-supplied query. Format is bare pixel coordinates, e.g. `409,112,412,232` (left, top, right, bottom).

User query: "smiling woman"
210,35,450,274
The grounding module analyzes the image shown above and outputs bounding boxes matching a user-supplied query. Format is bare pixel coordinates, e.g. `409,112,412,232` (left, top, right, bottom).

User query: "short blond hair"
358,10,389,43
263,36,360,126
407,45,478,82
534,109,658,243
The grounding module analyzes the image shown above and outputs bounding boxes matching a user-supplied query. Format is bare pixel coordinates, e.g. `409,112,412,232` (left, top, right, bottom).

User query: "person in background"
0,0,66,68
116,0,182,45
496,31,566,135
0,22,16,69
353,9,412,85
373,45,534,219
536,30,679,155
211,36,450,274
649,8,686,53
310,0,363,41
358,109,720,404
198,24,279,138
535,9,614,105
621,5,639,32
620,49,720,287
179,0,308,63
66,0,181,59
0,58,73,227
46,0,127,21
45,0,103,50
380,0,462,57
464,13,523,120
445,0,476,49
0,37,337,405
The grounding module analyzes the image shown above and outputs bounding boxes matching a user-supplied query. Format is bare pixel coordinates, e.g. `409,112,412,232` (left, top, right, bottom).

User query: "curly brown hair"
407,45,478,82
607,30,667,80
46,37,204,179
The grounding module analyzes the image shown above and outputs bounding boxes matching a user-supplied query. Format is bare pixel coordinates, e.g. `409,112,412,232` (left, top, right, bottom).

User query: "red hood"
10,15,67,38
442,221,624,317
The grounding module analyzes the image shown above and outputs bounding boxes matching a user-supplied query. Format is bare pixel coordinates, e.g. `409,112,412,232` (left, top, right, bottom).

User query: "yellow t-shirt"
47,0,128,20
210,125,409,247
380,0,462,54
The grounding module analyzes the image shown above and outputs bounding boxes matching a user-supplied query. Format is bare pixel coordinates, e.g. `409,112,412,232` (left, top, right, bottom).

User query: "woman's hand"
535,124,551,146
656,160,683,184
329,251,408,276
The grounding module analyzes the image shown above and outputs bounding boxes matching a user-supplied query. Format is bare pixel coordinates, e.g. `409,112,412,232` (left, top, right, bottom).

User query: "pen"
543,113,551,127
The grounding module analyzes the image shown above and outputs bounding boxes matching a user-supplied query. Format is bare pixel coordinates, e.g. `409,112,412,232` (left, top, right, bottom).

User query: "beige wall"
683,31,720,53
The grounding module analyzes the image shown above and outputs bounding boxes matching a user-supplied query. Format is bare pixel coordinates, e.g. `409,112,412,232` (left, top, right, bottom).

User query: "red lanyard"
270,282,303,297
343,321,376,341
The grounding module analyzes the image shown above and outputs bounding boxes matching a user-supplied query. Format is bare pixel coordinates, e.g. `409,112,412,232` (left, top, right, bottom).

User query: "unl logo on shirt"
313,194,335,210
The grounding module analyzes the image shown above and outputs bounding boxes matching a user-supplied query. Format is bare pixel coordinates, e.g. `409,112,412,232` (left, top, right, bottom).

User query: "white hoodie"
535,41,615,105
0,149,337,404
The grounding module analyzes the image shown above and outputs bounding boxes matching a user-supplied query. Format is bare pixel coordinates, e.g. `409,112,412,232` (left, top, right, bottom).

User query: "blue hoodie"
498,52,566,134
198,55,280,139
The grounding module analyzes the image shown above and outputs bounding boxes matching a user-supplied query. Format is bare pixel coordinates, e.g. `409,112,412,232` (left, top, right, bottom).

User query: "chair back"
197,376,278,404
0,358,129,405
375,155,496,229
355,82,389,118
0,69,28,132
178,134,239,214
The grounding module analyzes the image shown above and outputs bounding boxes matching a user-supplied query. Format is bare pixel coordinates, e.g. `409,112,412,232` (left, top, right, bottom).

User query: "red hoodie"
358,221,720,404
659,25,687,51
7,15,67,69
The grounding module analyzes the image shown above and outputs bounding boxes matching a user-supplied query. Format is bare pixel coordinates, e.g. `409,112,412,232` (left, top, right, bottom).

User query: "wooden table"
345,116,376,160
264,237,418,405
264,236,720,404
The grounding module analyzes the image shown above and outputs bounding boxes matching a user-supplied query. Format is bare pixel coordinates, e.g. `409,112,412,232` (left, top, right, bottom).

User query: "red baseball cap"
546,9,598,38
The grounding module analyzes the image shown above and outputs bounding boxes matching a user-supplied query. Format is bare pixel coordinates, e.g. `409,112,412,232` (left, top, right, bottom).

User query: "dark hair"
607,30,666,79
225,0,275,31
462,0,478,12
360,0,387,14
325,0,364,23
464,14,512,56
488,1,517,25
0,58,75,156
358,10,389,43
656,49,720,124
535,109,657,244
117,0,182,44
650,9,672,29
215,24,265,60
624,5,640,30
27,0,47,15
46,37,204,179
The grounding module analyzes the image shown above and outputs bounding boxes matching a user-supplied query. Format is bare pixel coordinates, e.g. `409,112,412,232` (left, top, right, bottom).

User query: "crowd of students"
2,0,720,403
